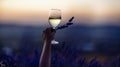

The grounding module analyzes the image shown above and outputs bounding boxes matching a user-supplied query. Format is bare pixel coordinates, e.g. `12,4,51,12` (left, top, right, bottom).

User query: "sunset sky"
0,0,120,25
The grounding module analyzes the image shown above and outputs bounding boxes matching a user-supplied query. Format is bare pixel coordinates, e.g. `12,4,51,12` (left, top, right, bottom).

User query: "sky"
0,0,120,26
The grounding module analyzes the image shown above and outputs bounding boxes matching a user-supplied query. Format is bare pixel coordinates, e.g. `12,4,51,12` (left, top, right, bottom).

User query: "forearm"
39,40,51,67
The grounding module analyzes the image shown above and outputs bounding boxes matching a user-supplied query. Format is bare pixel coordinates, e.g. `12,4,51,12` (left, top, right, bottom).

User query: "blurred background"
0,0,120,67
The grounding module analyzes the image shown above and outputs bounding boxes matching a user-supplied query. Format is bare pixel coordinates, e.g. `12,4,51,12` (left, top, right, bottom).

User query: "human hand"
42,27,56,43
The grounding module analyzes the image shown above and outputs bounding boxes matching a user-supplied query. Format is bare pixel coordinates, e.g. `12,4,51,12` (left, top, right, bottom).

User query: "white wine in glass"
49,18,61,29
49,9,61,44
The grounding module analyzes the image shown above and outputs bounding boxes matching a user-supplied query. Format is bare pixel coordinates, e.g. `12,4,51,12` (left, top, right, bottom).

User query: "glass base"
51,40,59,44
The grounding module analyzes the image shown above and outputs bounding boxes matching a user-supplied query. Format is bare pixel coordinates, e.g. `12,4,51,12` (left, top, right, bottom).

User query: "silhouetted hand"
42,27,56,43
39,27,55,67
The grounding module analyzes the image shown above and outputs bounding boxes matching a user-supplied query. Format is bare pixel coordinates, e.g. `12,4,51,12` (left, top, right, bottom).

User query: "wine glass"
49,9,61,44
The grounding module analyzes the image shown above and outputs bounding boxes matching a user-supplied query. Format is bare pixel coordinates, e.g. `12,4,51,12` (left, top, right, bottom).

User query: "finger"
51,28,55,32
51,29,56,38
43,28,48,34
45,27,52,33
46,27,55,34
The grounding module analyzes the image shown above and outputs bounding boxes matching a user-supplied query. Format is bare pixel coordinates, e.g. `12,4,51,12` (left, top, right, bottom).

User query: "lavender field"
0,23,120,67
